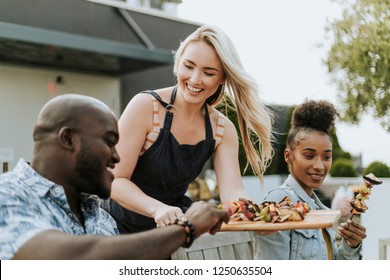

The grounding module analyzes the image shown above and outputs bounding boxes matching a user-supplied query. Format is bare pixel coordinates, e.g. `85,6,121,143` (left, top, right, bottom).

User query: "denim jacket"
252,175,362,260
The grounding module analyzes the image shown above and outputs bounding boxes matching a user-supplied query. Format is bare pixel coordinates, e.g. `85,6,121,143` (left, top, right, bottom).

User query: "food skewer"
349,173,382,220
219,197,310,223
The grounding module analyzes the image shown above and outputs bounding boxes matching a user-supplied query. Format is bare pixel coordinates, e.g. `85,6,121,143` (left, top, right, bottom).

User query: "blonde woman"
103,25,274,234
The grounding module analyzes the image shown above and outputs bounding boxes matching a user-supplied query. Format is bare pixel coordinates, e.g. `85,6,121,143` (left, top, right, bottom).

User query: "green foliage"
215,97,254,176
330,130,352,162
265,105,294,175
216,100,355,176
330,158,359,177
216,98,292,176
264,105,352,176
324,0,390,131
364,161,390,177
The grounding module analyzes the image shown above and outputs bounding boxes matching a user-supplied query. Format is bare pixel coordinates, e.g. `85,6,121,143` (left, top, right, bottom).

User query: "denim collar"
284,174,329,210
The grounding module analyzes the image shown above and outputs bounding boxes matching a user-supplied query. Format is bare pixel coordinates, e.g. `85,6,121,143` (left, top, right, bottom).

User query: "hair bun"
292,99,339,133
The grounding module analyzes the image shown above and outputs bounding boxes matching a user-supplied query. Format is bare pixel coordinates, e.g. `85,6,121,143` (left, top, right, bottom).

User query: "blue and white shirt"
0,159,119,260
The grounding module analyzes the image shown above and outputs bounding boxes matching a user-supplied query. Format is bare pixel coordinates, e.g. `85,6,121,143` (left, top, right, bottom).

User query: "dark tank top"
103,86,216,233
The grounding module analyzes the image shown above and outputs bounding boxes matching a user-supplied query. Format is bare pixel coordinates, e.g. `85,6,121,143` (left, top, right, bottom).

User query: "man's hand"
184,201,229,237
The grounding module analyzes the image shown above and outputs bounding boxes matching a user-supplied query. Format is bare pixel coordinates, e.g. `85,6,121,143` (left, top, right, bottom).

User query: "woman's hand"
154,205,184,227
338,219,367,248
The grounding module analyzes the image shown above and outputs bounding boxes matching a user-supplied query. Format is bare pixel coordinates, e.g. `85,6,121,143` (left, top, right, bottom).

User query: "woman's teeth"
187,85,202,92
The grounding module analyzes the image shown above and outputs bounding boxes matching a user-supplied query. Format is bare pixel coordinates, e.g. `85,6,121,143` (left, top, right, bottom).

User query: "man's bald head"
33,94,115,142
30,93,120,203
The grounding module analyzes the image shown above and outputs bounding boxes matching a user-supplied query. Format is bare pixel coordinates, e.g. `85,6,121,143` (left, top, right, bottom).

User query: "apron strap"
146,86,177,114
145,87,178,130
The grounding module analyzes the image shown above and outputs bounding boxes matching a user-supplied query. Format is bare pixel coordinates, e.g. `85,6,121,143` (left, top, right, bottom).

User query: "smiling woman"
177,0,390,168
252,99,368,260
284,99,337,195
102,24,274,235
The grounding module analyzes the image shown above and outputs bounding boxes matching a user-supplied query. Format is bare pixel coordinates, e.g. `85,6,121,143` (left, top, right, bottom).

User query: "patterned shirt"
0,159,119,260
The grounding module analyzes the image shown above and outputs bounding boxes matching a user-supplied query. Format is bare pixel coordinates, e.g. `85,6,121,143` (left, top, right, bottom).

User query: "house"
0,0,200,169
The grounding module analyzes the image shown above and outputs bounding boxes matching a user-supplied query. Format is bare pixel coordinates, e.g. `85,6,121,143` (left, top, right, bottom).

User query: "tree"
330,158,359,177
264,105,293,176
324,0,390,131
364,161,390,177
216,99,353,176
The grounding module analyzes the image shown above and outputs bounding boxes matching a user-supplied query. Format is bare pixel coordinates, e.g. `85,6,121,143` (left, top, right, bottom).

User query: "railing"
171,232,253,260
379,238,390,260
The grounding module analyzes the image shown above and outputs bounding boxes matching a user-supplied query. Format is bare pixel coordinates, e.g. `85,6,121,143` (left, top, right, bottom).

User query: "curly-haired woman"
252,99,367,260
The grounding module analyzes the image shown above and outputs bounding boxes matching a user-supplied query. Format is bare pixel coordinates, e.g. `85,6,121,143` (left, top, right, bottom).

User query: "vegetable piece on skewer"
350,173,382,215
219,196,310,223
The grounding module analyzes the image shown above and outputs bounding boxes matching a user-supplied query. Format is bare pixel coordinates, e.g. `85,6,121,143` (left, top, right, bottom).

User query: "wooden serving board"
220,210,341,231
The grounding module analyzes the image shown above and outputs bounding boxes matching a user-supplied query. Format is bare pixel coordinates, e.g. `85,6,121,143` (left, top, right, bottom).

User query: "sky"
176,0,390,168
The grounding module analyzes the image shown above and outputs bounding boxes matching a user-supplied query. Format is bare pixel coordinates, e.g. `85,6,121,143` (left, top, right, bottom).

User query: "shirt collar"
284,174,328,210
14,159,58,197
14,159,101,210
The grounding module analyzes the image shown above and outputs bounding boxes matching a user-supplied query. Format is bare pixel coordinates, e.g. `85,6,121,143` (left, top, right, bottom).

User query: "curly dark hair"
287,99,339,149
292,99,338,132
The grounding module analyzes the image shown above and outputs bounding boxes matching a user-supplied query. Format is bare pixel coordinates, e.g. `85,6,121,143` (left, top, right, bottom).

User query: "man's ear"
58,127,76,150
284,149,293,163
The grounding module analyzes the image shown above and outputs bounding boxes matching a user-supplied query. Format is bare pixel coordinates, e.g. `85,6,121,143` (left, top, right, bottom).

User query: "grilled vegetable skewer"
349,173,382,219
219,196,310,223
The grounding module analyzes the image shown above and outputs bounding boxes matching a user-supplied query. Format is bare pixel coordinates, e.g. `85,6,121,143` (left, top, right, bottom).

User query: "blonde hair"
174,25,274,179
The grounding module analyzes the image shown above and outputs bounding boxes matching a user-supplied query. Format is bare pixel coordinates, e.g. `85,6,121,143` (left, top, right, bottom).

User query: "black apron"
103,86,216,233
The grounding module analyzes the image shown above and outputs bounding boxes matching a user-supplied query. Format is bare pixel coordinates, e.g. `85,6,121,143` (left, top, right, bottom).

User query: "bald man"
0,94,228,260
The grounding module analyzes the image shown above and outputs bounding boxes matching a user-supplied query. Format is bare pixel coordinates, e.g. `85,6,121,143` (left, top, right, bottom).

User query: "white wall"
243,175,390,260
243,175,286,204
0,64,120,170
361,179,390,259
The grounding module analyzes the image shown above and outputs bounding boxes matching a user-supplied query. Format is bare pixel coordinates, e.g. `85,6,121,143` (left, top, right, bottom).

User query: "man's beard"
74,141,110,199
